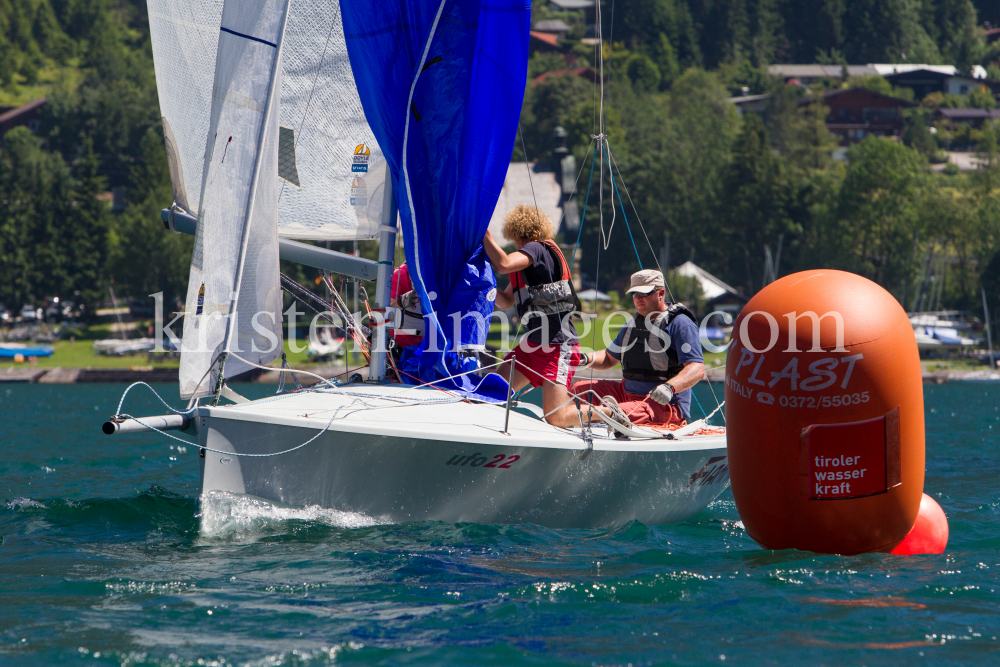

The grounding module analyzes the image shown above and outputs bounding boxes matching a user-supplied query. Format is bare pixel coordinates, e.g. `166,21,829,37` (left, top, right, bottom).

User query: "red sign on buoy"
799,409,901,499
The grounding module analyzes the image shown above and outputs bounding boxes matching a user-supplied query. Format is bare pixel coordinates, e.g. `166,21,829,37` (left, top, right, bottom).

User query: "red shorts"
504,341,581,389
571,378,685,427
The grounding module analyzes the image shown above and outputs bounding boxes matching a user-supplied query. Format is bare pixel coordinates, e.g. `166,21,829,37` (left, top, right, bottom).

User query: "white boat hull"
192,384,730,528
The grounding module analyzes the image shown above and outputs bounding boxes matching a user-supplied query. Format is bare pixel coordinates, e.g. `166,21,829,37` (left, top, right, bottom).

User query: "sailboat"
105,0,730,528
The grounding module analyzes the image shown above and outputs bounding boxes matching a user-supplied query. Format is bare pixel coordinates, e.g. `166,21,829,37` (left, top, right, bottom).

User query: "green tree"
767,86,840,173
626,54,661,93
902,108,939,157
63,137,111,311
0,126,74,309
106,127,193,306
652,33,680,90
717,113,794,294
834,138,929,292
973,120,1000,196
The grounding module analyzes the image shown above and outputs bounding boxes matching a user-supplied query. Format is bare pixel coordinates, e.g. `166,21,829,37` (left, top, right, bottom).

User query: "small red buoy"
891,493,949,555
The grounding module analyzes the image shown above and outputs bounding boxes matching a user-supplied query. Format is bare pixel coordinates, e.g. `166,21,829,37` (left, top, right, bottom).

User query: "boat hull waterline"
191,386,730,529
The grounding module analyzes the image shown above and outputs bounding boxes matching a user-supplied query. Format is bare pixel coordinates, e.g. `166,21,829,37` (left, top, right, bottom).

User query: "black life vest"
510,240,581,321
620,303,697,384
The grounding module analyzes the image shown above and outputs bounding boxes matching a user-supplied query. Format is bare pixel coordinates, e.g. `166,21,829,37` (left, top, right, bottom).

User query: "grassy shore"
1,318,986,374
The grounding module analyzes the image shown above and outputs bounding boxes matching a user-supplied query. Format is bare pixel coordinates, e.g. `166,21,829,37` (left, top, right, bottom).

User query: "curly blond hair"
501,204,554,243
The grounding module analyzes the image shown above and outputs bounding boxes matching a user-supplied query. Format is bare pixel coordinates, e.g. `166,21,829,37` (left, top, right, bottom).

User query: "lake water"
1,381,998,666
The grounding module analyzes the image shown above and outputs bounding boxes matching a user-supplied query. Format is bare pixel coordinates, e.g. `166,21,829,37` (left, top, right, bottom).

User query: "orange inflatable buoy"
725,270,924,554
891,493,948,555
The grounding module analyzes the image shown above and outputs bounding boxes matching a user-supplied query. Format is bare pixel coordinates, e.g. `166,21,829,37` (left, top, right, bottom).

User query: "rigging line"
604,146,680,306
604,141,642,268
324,274,371,339
588,192,601,389
598,139,616,250
605,145,662,272
556,136,595,242
606,0,615,111
280,273,342,314
595,0,604,138
569,141,598,273
280,274,366,337
114,382,196,421
517,122,544,233
478,351,673,441
691,387,707,419
703,355,725,422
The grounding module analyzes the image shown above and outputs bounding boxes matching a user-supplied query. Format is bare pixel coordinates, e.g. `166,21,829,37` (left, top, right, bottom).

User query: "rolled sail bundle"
725,270,935,554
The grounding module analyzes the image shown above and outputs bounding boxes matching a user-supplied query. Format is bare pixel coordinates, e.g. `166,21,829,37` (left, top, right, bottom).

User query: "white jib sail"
178,0,289,399
148,0,385,240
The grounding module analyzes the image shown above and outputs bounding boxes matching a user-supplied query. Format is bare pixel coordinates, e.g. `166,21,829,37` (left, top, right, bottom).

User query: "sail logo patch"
350,177,367,206
352,143,371,173
196,283,205,315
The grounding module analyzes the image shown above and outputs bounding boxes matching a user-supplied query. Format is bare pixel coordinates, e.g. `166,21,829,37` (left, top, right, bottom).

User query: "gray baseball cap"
625,269,665,295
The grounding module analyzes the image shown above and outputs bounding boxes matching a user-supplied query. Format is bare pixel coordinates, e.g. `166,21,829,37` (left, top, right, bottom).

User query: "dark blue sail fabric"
340,0,530,396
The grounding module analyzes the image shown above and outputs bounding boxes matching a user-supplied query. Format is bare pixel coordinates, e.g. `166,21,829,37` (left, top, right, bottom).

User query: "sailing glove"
650,382,675,406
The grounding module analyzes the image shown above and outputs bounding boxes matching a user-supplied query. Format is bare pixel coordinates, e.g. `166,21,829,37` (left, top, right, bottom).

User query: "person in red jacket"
390,263,423,349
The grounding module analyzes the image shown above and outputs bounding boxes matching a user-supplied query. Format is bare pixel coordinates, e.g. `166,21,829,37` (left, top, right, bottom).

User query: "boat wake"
197,490,383,540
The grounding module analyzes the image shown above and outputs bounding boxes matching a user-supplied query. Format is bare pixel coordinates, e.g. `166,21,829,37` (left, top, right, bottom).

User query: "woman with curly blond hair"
481,204,610,429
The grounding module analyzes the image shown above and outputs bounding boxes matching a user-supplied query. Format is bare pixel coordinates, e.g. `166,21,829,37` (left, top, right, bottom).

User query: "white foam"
5,497,47,510
197,490,382,540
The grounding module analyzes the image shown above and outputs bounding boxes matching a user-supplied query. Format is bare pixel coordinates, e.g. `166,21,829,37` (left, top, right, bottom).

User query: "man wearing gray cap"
573,269,705,428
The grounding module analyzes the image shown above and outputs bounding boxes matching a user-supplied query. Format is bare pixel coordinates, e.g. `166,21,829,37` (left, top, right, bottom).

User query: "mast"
369,167,398,382
984,287,995,370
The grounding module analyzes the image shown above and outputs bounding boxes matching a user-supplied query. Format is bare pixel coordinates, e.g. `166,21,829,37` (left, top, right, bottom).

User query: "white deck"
202,382,726,453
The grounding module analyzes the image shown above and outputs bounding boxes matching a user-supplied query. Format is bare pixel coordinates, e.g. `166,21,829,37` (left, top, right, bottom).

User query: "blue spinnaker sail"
340,0,530,394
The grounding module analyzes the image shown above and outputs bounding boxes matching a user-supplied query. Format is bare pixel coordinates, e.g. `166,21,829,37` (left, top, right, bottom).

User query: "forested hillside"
603,0,994,74
1,0,999,318
0,0,188,313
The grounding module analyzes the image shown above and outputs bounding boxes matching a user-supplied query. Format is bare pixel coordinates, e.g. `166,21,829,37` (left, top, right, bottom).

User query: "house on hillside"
933,107,1000,129
0,98,46,136
728,93,770,115
882,67,995,99
534,19,570,41
548,0,597,34
767,64,879,84
800,88,915,145
768,63,988,89
529,19,572,53
529,31,560,53
673,261,746,316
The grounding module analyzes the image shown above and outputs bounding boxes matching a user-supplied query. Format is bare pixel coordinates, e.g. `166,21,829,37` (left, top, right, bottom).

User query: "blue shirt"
607,311,703,419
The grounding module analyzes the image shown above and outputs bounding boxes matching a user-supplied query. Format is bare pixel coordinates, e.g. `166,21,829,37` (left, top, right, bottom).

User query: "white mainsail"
178,0,288,399
147,0,385,240
147,0,224,214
